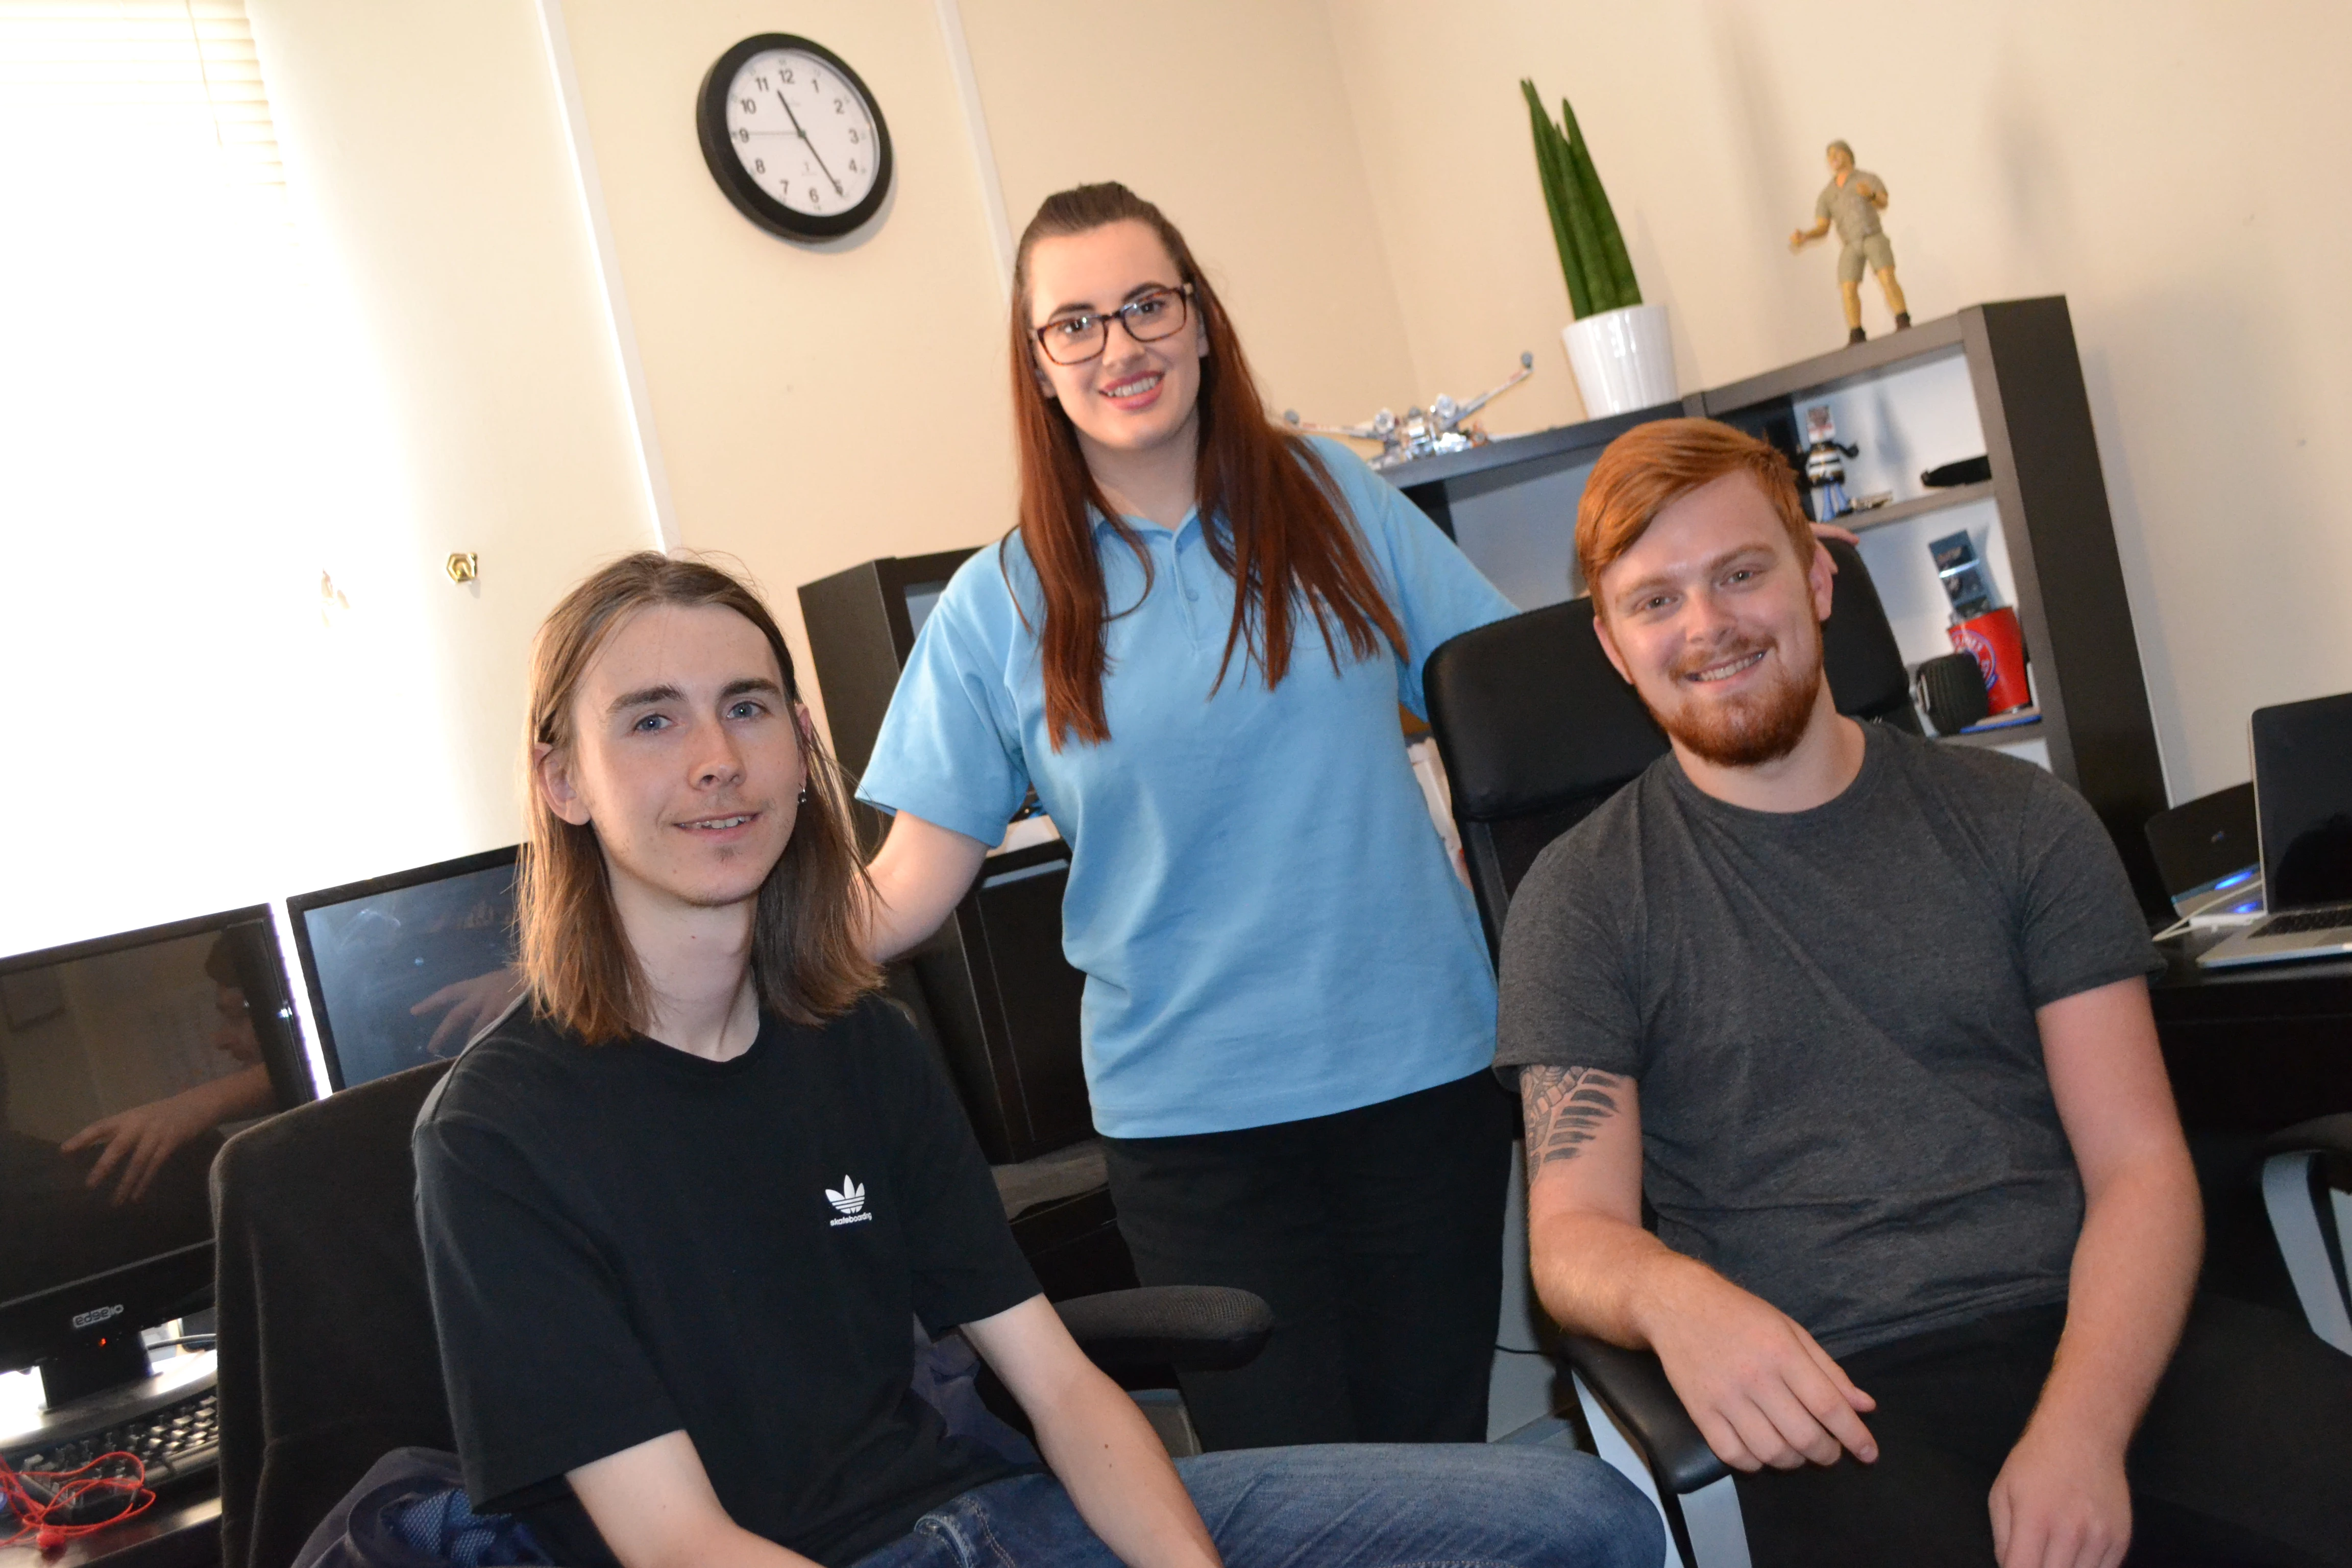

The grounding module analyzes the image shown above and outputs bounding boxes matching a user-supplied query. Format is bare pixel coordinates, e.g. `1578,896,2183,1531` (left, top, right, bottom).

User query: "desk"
2152,936,2352,1133
0,1492,216,1568
2152,935,2352,1309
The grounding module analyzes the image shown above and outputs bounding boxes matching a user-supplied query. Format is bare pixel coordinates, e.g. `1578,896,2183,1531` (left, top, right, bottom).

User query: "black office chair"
1428,537,1915,958
1423,538,1916,1567
211,1059,1270,1568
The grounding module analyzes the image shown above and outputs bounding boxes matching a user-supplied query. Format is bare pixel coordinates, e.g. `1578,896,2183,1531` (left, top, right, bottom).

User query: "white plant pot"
1562,303,1678,418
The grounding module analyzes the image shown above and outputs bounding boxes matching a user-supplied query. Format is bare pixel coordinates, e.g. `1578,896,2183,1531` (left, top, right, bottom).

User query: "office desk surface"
2152,934,2352,1133
0,1490,216,1568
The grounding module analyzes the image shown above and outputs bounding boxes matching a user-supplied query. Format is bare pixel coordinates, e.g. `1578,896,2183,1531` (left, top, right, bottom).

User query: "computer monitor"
2252,691,2352,911
287,847,521,1091
0,906,311,1405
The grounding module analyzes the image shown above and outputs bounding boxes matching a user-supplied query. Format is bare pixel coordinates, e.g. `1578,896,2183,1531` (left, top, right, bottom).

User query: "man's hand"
62,1096,215,1204
411,965,527,1056
1639,1257,1880,1472
61,1064,272,1204
964,1296,1223,1568
1976,976,2195,1568
1518,1065,1876,1473
1988,1418,2130,1568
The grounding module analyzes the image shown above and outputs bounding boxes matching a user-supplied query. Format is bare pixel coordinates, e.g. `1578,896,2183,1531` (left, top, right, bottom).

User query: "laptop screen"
2253,692,2352,911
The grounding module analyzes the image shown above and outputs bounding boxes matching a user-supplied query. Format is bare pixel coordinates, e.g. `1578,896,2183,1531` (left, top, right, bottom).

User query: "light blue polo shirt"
857,437,1515,1139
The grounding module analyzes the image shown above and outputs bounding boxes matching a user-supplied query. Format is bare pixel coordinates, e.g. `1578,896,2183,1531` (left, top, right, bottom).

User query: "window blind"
0,0,284,203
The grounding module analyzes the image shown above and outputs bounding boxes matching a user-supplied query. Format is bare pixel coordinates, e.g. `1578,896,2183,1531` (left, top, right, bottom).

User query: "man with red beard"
1497,419,2351,1568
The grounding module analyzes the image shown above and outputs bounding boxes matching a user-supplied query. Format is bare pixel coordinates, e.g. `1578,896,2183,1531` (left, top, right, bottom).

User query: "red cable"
0,1451,156,1550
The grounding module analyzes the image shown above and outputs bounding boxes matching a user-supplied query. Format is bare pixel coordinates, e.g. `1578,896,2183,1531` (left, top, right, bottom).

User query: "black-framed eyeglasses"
1033,283,1194,365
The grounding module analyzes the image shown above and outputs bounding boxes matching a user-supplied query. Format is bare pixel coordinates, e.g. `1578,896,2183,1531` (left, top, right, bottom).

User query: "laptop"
2198,691,2352,968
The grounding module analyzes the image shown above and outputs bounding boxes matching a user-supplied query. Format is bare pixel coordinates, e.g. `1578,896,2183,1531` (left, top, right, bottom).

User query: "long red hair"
1007,183,1405,750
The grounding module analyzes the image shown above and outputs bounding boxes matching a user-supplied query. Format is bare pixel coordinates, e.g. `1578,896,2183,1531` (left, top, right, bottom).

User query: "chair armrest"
2263,1114,2352,1173
1056,1286,1272,1375
1558,1334,1728,1496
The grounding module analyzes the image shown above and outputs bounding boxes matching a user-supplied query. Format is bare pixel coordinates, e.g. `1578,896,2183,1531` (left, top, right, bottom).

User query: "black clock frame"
696,33,893,242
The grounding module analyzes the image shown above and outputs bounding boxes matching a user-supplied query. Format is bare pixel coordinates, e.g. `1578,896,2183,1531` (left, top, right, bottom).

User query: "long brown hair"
520,553,877,1043
1008,182,1406,749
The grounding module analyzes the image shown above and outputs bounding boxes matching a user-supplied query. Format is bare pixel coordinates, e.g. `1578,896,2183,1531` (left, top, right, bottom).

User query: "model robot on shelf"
1802,404,1859,522
1284,353,1534,470
1789,139,1910,344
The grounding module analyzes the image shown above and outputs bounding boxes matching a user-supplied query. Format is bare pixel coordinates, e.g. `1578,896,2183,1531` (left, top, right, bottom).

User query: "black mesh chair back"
212,1059,458,1568
1426,538,1916,957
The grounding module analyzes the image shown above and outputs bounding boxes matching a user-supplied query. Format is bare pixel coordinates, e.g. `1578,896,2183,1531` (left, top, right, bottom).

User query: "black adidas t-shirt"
412,995,1040,1567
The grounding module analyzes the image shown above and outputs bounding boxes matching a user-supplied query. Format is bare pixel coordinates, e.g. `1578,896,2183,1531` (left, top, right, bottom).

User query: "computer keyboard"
2252,904,2352,939
3,1385,218,1489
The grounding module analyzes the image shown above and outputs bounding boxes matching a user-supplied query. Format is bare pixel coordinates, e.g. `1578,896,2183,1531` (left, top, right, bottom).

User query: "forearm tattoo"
1520,1065,1625,1177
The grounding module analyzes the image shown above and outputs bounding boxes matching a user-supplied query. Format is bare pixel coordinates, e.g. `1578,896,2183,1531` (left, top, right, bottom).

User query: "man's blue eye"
728,701,762,719
634,714,669,731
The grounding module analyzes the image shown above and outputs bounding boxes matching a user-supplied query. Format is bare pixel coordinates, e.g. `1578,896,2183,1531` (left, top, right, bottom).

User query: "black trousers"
1733,1295,2352,1567
1099,1070,1514,1451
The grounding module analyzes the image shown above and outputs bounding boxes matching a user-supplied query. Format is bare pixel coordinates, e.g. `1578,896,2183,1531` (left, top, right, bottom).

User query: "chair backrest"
211,1058,457,1568
1426,538,1915,957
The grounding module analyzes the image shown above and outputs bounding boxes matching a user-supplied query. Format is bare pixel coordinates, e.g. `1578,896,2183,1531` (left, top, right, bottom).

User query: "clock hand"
774,89,844,195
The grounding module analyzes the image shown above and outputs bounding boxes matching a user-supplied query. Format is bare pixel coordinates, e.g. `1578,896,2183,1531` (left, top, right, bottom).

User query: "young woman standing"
856,185,1517,1451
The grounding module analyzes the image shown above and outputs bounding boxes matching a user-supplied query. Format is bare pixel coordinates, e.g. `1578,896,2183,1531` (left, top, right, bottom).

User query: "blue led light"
2215,869,2255,891
2228,899,2263,915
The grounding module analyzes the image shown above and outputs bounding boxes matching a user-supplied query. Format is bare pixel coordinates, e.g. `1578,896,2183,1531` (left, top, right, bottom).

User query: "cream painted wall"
246,0,659,885
551,0,1020,745
957,0,1423,435
1326,0,2352,800
33,0,2338,964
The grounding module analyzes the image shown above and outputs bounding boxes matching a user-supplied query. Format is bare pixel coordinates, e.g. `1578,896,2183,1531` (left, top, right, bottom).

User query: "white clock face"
721,48,880,219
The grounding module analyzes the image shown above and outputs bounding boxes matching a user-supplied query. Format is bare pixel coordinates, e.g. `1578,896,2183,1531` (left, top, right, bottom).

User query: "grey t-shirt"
1496,724,2160,1356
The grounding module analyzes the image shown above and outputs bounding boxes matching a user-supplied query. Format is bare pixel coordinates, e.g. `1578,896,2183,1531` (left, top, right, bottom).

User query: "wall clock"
696,34,893,242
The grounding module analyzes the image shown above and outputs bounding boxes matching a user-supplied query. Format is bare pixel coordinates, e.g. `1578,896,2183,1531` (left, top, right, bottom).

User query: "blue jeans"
849,1444,1662,1568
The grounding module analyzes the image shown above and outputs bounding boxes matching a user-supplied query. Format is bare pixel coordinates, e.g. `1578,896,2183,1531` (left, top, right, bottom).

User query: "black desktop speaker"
2143,783,2260,908
800,553,1096,1165
1914,652,1991,736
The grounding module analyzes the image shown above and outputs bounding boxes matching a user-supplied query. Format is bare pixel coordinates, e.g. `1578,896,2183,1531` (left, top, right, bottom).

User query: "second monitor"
287,847,521,1091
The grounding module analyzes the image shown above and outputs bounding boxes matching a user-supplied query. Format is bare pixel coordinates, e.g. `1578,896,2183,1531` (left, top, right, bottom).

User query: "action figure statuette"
1802,404,1858,522
1790,139,1910,345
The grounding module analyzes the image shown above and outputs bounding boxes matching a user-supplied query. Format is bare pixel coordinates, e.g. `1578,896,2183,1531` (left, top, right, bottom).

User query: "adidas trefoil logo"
825,1177,873,1227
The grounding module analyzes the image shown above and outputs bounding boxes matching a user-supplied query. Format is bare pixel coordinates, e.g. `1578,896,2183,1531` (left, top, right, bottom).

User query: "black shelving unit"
1383,298,2170,913
799,551,1098,1165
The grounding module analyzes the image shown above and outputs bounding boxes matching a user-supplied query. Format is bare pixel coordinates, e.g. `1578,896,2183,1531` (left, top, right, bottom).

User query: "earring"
798,784,807,802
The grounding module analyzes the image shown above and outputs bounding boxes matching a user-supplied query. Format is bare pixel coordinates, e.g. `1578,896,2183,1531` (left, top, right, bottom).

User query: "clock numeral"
808,185,822,207
848,159,859,173
735,128,750,144
834,98,845,113
847,128,861,144
753,158,765,174
739,96,756,113
779,67,794,83
754,75,769,90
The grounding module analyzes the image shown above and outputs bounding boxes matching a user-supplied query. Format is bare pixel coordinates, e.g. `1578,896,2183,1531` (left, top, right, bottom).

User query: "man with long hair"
413,554,1659,1568
1500,420,2352,1567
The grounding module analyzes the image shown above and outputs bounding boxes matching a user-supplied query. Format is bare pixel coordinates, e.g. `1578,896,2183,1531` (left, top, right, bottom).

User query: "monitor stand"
37,1330,154,1411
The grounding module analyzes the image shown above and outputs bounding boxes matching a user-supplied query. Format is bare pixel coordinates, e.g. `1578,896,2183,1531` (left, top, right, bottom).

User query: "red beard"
1655,622,1825,769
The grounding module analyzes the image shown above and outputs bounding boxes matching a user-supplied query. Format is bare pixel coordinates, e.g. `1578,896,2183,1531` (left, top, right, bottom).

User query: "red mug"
1950,607,2031,715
